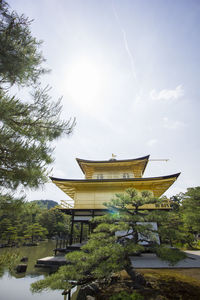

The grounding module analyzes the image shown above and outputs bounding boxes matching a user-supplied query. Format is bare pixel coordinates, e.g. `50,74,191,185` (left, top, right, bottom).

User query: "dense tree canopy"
0,199,70,245
31,188,185,293
158,187,200,248
31,200,58,209
0,0,46,86
0,0,75,201
181,187,200,234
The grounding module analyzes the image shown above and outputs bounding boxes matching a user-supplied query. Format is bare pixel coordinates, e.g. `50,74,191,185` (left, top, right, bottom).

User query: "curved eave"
50,173,180,183
50,173,180,198
76,155,150,176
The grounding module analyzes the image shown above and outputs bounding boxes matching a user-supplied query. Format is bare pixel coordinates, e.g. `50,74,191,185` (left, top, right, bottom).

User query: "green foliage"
31,189,173,292
0,0,75,202
104,188,159,211
104,189,161,245
170,194,182,211
157,211,186,247
23,223,48,242
0,87,74,191
0,0,47,86
181,187,200,234
0,198,69,245
160,187,200,249
156,246,186,266
0,194,25,244
151,187,200,249
31,200,58,209
31,187,200,295
109,291,144,300
0,251,20,270
0,193,25,213
37,207,70,238
31,188,187,293
31,226,125,292
195,240,200,249
3,225,18,242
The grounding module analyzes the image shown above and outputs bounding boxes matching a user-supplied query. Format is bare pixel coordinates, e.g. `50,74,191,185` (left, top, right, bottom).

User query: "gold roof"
51,173,180,200
76,155,150,179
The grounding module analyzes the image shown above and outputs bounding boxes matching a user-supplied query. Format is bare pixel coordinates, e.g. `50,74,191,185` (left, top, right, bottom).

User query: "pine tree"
180,187,200,248
37,207,70,238
0,0,46,86
158,188,200,249
23,223,48,243
0,1,75,202
31,188,186,293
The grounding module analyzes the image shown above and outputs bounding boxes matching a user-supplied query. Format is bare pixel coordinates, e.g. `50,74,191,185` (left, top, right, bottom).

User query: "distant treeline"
0,199,70,246
30,200,59,209
0,187,199,249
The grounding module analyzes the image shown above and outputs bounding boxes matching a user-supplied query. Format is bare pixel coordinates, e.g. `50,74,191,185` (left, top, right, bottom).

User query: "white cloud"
150,85,184,101
163,117,186,129
147,139,158,146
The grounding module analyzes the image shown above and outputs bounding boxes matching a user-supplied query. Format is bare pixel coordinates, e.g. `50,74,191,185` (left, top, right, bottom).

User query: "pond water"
0,241,78,300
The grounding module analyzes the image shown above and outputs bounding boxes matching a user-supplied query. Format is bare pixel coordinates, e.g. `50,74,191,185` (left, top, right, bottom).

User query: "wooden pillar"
63,290,71,300
68,289,71,300
80,222,83,243
91,209,95,233
69,211,74,245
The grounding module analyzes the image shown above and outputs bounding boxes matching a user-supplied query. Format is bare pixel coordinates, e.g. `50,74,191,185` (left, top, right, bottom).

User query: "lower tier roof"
50,173,180,199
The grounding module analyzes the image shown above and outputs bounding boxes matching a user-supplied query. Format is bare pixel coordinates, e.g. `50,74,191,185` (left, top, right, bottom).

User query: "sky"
8,0,200,203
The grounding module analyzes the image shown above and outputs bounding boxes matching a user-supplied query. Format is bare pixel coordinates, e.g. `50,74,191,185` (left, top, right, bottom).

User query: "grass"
138,268,200,300
97,269,200,300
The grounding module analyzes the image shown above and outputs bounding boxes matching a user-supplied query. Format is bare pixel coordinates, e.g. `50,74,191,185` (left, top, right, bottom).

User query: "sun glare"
65,59,104,109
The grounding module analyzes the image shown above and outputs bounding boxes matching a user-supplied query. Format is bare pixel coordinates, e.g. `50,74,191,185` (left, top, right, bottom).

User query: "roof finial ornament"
111,153,117,160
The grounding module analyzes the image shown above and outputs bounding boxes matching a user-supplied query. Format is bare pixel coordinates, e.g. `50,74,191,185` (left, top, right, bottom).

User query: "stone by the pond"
155,296,168,300
77,282,100,300
36,256,66,267
135,272,147,286
23,242,38,246
20,257,28,262
16,264,27,273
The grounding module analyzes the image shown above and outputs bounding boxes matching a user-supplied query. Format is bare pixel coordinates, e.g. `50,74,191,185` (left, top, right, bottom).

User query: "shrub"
109,290,144,300
156,246,186,265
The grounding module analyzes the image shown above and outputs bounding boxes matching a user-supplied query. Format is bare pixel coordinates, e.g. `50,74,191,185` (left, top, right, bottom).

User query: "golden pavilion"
51,155,180,247
51,155,180,210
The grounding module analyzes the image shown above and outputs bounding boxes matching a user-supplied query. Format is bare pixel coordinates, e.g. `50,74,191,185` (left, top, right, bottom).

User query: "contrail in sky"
111,0,138,83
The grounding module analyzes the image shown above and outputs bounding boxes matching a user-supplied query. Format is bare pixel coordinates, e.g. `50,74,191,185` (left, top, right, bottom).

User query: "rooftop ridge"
76,155,150,164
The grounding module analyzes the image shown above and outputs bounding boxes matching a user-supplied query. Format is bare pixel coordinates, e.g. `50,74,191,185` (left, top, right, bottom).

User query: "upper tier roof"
76,155,150,178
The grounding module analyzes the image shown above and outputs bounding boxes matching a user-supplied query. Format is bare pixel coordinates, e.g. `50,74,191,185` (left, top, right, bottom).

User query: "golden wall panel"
73,185,173,210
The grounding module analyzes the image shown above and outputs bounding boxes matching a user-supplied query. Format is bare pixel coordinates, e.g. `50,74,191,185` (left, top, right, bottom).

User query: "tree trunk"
124,256,146,288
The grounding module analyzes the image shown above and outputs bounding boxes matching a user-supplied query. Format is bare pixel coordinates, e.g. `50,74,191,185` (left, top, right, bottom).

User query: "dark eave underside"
50,172,180,183
60,207,171,215
76,155,150,164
